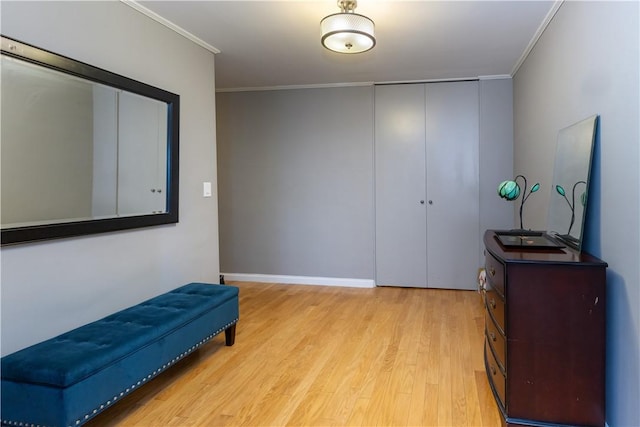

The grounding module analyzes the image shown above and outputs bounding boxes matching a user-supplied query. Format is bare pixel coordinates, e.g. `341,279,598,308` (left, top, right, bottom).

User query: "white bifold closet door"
375,81,479,289
117,91,168,216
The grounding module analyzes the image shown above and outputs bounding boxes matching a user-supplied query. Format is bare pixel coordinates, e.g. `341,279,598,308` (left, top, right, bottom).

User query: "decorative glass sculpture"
497,175,540,229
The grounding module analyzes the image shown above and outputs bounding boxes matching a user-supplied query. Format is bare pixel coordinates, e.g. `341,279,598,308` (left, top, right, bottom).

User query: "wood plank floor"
87,282,501,426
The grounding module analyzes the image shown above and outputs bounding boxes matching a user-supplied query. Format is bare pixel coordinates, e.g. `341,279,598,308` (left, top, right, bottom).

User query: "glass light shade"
320,13,376,53
498,180,520,201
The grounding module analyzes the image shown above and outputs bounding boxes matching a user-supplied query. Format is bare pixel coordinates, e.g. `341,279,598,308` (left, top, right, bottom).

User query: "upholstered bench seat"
1,283,239,426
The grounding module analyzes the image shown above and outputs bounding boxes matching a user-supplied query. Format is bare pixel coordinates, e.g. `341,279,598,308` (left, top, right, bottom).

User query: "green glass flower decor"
498,180,521,200
554,180,587,235
497,175,540,229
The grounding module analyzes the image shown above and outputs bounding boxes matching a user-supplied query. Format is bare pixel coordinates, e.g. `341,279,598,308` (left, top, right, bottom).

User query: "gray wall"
512,2,639,425
479,78,515,243
1,1,220,356
217,87,375,279
217,80,514,281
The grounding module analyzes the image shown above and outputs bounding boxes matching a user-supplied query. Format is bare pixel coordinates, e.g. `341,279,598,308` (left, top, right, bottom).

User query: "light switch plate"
203,182,212,197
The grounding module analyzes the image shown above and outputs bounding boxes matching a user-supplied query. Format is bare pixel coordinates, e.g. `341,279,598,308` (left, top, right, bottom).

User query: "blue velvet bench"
1,283,239,426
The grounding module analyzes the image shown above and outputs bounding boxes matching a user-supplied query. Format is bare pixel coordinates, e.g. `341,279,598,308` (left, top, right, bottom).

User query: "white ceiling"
136,1,557,90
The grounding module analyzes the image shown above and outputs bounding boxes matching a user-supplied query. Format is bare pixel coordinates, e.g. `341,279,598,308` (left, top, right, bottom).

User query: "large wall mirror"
546,115,598,250
1,36,179,245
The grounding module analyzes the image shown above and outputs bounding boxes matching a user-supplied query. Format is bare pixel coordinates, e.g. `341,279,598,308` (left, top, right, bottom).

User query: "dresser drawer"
485,314,506,370
485,340,506,410
485,286,506,334
485,252,505,297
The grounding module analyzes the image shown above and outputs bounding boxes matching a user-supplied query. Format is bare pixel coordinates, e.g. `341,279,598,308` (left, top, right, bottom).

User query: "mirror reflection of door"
117,91,168,216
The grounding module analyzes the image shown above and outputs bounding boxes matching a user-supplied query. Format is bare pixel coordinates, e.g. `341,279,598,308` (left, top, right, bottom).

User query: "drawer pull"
490,365,497,376
489,331,497,342
490,298,496,309
490,267,496,277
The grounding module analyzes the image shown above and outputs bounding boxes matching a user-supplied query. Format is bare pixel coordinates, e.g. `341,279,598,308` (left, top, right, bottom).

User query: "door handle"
420,200,425,204
428,200,433,205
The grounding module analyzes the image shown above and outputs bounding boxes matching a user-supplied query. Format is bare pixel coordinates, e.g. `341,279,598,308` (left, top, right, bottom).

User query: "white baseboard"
221,273,375,288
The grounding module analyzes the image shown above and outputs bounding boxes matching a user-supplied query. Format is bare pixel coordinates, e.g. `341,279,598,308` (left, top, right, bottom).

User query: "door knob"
428,200,433,205
420,200,425,204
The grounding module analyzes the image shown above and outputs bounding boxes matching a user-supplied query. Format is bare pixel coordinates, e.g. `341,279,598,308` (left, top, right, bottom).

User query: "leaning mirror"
546,115,598,251
1,36,179,245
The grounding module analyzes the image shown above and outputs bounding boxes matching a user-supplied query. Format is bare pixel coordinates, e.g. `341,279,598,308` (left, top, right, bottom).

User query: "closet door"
425,81,479,290
375,84,428,287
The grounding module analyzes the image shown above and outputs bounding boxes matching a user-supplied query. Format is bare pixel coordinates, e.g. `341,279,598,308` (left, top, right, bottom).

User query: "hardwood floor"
87,282,501,426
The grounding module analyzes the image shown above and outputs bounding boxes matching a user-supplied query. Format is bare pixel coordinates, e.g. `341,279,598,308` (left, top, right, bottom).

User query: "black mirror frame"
1,36,179,245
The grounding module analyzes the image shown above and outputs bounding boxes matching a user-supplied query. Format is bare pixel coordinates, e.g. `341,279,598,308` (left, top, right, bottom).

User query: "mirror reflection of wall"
546,115,598,250
1,56,95,226
1,55,168,229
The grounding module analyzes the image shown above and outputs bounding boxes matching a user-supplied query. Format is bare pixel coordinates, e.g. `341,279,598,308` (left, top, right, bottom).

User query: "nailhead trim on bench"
1,319,237,427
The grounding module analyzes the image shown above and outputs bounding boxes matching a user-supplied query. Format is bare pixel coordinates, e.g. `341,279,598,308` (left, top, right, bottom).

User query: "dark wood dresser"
482,230,607,427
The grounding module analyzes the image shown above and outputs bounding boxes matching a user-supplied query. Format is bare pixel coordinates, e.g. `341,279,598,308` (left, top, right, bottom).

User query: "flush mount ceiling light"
320,0,376,54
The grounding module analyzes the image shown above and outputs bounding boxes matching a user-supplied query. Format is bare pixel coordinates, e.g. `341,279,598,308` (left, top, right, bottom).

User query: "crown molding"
511,0,564,77
217,82,375,93
218,76,515,93
478,75,512,81
376,76,479,85
120,0,220,54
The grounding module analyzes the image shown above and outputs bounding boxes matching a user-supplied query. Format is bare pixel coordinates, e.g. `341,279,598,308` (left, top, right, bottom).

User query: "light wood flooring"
87,281,501,426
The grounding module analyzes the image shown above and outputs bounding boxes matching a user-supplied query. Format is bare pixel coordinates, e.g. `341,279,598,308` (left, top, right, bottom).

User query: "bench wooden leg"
225,324,236,346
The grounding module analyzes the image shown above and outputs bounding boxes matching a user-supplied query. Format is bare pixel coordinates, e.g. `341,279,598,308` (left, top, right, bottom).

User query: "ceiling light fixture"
320,0,375,54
